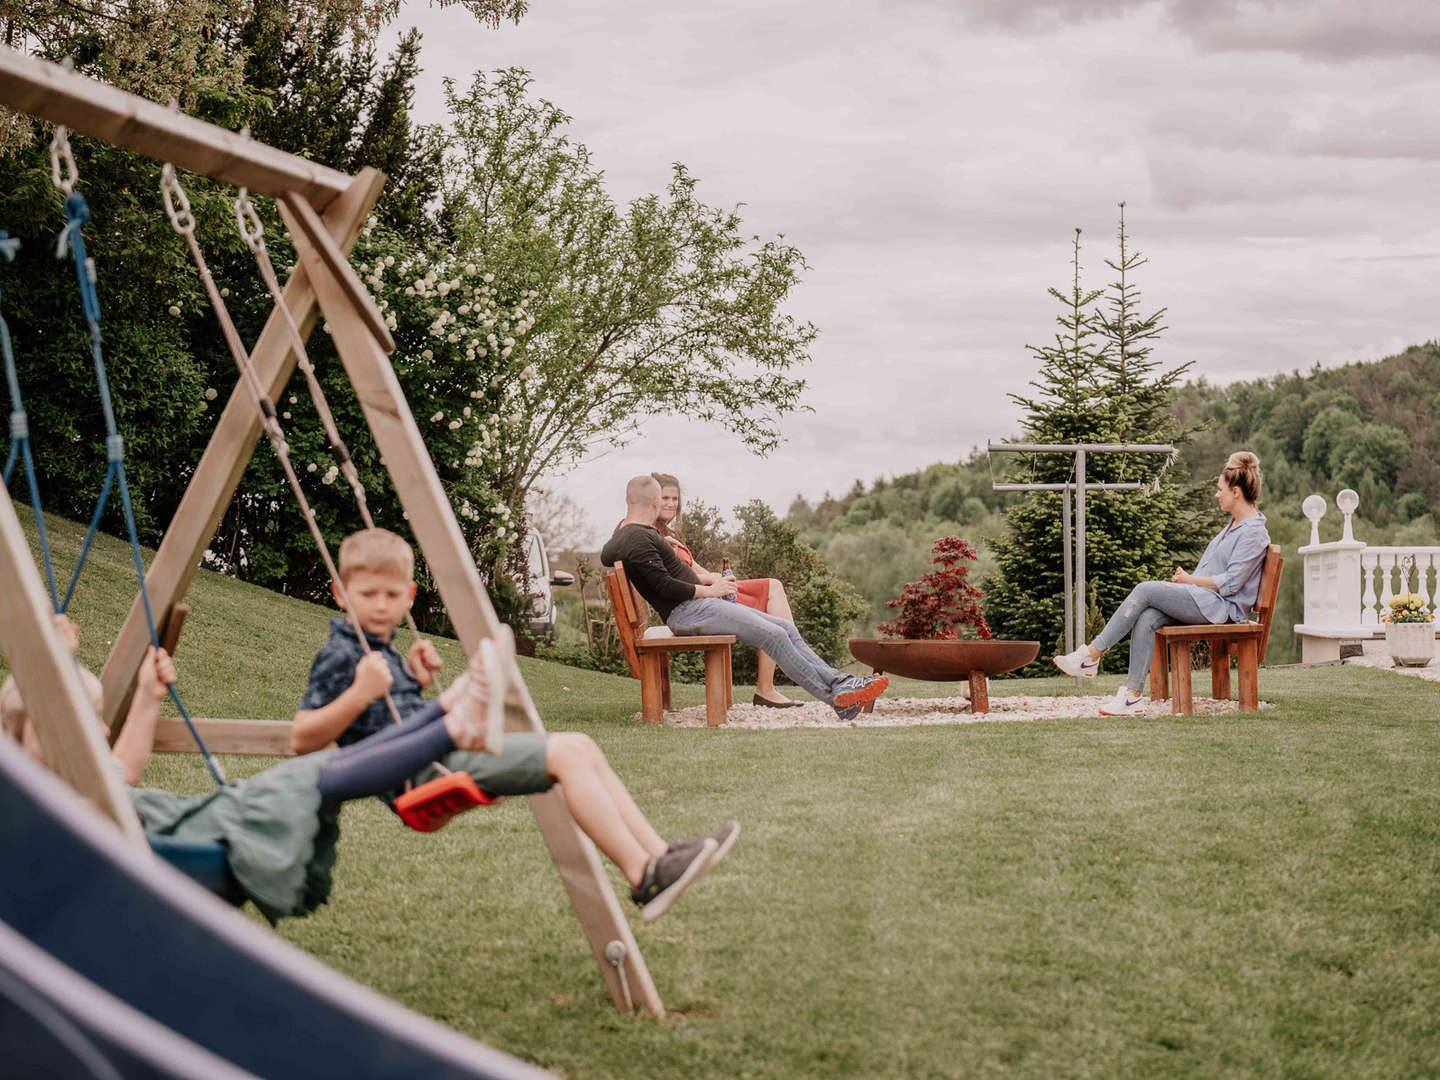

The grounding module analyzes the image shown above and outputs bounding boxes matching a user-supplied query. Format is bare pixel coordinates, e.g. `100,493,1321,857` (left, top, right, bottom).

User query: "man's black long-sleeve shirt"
600,523,701,621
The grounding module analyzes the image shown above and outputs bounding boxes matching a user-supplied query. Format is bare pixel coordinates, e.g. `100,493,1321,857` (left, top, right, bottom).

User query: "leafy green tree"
0,3,515,628
428,70,814,518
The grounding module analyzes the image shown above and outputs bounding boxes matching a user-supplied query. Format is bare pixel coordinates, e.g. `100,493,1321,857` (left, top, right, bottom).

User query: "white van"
522,527,574,642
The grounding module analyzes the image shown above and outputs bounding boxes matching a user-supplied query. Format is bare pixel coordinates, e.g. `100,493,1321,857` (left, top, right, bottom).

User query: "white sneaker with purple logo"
1098,688,1147,716
1053,646,1099,678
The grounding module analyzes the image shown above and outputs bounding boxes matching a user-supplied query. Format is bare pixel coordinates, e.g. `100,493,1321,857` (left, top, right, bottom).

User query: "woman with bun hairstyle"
650,472,804,708
1053,452,1270,716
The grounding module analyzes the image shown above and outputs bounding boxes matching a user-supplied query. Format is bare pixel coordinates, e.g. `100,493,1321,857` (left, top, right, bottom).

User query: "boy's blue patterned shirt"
299,617,427,746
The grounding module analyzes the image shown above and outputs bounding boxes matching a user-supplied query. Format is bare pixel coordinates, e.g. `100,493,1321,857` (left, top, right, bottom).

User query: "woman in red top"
651,472,801,708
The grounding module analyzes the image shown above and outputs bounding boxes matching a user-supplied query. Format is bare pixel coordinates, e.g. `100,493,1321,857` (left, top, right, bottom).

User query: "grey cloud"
943,0,1440,62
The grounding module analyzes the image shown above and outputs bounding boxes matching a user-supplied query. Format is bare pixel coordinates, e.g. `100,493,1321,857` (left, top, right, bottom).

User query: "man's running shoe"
833,674,889,710
1098,687,1147,716
834,702,863,721
632,837,717,922
1053,646,1100,678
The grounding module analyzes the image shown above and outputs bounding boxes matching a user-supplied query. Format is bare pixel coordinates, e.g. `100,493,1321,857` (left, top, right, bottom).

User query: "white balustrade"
1295,490,1440,664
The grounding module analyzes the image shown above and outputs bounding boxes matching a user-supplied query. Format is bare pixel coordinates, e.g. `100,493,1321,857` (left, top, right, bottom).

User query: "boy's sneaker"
1098,687,1147,716
833,674,889,710
664,820,741,892
834,702,863,721
632,837,717,922
1053,646,1099,678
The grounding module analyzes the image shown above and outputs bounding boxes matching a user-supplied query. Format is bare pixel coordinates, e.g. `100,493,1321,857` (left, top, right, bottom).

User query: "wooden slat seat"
606,563,733,725
1149,544,1283,715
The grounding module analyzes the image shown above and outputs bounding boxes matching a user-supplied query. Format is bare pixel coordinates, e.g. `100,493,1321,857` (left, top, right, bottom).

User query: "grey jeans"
1091,581,1210,692
666,597,849,704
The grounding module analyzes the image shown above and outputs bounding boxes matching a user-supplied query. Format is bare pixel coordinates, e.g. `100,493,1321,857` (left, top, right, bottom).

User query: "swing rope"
232,182,442,680
159,165,409,729
0,232,62,608
48,128,226,786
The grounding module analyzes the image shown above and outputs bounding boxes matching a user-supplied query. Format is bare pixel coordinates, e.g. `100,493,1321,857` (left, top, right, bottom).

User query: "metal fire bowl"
847,638,1040,681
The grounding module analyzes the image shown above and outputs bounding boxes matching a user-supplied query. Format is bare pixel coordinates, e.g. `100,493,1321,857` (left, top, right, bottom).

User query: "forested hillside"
788,342,1440,663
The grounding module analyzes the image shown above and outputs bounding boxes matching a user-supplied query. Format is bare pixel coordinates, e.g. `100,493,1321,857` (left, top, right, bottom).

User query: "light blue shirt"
1186,513,1271,624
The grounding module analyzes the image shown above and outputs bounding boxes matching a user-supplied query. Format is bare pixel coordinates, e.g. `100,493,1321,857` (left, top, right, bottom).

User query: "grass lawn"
8,513,1440,1078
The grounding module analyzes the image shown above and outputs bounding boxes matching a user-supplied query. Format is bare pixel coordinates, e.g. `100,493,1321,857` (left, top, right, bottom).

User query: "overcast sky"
382,0,1440,545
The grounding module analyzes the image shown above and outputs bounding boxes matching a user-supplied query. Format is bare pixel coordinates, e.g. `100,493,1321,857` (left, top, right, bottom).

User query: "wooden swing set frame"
0,47,664,1016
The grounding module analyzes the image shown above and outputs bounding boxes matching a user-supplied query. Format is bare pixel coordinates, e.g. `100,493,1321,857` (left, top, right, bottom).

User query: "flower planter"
1385,622,1435,667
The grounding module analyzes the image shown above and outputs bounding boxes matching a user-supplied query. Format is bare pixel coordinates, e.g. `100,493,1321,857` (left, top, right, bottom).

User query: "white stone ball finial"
1302,494,1326,546
1336,488,1359,542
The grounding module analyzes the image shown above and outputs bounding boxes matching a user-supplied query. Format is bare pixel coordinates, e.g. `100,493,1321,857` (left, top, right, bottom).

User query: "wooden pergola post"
0,45,663,1016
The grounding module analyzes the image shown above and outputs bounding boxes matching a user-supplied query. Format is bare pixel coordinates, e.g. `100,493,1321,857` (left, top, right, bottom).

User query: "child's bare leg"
546,733,664,887
588,742,667,854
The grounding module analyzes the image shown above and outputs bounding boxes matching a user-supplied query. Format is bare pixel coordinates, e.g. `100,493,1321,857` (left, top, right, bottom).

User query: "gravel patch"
1342,639,1440,684
654,693,1267,729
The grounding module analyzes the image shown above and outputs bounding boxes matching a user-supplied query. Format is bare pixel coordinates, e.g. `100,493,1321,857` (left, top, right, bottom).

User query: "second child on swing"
293,527,739,919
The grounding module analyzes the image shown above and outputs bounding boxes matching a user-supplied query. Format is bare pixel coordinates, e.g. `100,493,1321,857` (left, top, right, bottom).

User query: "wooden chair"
605,562,734,726
1149,544,1283,715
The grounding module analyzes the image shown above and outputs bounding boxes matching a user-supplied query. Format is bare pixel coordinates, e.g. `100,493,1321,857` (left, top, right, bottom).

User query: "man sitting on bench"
601,475,888,719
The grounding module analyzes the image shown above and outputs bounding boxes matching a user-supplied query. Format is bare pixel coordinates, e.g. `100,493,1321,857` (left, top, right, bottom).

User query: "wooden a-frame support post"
0,482,146,843
284,192,663,1017
0,45,663,1016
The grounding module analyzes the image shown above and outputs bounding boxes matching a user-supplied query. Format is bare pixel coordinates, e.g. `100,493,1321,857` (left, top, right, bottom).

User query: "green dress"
130,751,342,924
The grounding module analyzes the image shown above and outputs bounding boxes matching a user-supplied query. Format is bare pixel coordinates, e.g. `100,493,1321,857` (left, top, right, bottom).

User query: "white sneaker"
1098,688,1146,716
1053,646,1100,678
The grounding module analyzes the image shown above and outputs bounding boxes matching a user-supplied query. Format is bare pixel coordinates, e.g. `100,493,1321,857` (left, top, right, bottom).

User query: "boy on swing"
294,527,736,920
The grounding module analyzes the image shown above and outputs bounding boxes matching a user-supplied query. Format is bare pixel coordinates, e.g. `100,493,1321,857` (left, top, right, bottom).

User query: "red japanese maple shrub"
876,536,992,641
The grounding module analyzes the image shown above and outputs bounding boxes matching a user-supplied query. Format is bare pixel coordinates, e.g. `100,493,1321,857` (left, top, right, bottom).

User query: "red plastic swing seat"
394,771,497,832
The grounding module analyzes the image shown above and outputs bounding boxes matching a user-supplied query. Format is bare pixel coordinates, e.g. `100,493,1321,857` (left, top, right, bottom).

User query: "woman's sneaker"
1053,647,1099,678
632,837,717,922
1098,687,1147,716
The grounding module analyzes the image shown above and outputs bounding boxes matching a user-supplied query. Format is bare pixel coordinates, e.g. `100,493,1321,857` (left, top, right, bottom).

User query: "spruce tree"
985,214,1209,673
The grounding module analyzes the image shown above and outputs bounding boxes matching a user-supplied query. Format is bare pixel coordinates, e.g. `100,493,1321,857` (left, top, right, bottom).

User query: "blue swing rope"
48,128,226,786
0,232,63,609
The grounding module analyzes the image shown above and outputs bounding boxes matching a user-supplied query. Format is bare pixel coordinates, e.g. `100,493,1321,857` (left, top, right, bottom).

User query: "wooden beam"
0,483,145,842
282,194,665,1017
158,603,189,659
0,47,352,209
153,718,295,757
100,169,386,734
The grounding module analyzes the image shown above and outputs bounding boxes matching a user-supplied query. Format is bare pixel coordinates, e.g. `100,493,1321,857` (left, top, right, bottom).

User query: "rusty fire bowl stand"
846,639,1040,714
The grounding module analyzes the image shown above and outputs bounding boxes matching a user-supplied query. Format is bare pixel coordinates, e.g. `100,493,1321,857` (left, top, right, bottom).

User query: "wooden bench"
1149,544,1283,715
606,563,734,726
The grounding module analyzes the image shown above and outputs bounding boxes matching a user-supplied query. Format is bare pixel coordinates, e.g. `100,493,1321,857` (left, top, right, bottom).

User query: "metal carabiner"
50,126,78,197
234,188,266,253
159,164,196,235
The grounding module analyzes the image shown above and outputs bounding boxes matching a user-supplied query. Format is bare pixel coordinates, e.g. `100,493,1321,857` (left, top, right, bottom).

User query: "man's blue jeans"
666,597,849,704
1091,581,1210,691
